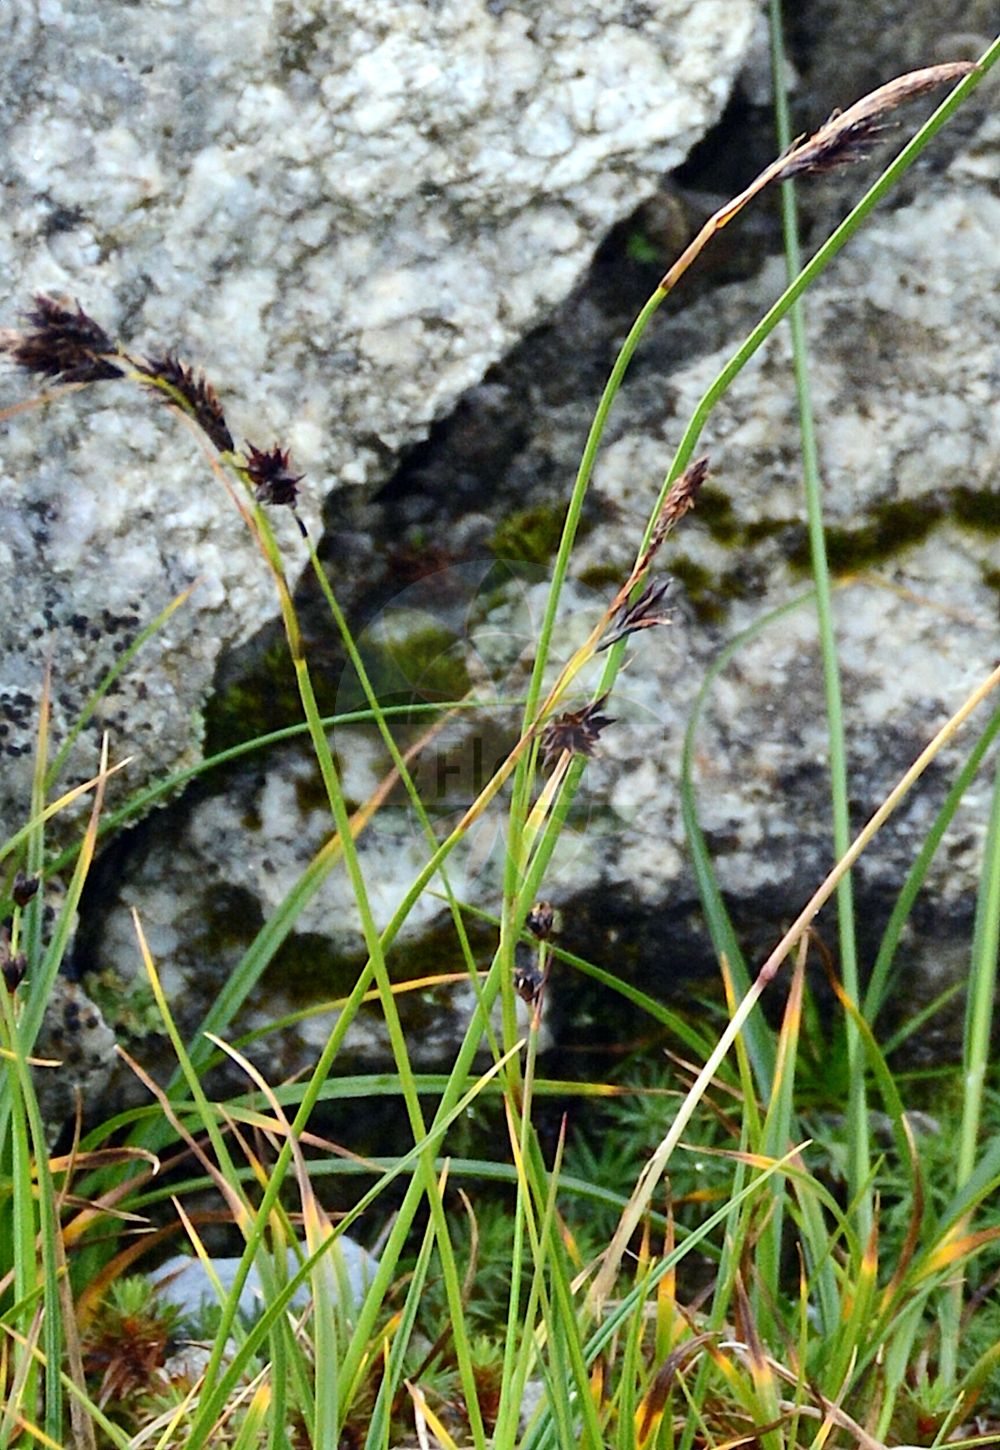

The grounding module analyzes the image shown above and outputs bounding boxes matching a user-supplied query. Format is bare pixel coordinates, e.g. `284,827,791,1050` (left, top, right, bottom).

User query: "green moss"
390,915,495,985
788,498,943,575
263,933,368,1004
694,485,741,545
292,760,357,818
577,562,626,591
339,624,472,713
781,487,1000,578
625,228,660,265
260,914,496,1009
204,486,997,762
192,883,266,953
744,516,796,546
204,637,303,754
86,967,161,1039
952,487,1000,535
490,503,569,565
206,616,471,758
669,555,727,625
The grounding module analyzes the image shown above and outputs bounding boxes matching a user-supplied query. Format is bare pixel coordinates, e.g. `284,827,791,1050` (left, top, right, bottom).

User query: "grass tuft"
0,28,998,1447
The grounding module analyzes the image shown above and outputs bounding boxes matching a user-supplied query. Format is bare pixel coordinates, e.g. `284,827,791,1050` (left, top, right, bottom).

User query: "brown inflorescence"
243,442,304,508
0,926,27,992
774,62,976,181
513,945,545,1006
0,295,123,384
648,456,709,558
599,577,672,651
525,900,556,941
539,694,615,768
137,353,235,453
11,871,40,909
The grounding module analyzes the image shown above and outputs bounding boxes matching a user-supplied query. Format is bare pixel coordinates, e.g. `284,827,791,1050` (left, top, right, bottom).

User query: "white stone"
154,1236,379,1325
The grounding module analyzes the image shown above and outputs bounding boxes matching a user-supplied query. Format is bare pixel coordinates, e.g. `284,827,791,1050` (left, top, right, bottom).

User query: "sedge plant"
0,23,999,1447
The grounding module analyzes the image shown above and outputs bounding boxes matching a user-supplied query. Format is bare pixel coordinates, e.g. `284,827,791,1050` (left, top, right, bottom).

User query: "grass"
1,22,999,1448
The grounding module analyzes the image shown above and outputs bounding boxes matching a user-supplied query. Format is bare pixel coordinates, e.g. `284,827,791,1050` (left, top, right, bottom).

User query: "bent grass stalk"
590,654,1000,1307
940,745,1000,1387
192,456,492,1446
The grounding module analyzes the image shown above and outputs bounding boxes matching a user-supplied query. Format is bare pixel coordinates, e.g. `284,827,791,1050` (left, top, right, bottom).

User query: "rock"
0,0,754,839
19,4,999,1097
153,1235,379,1325
32,977,119,1139
10,878,119,1141
79,23,1000,1074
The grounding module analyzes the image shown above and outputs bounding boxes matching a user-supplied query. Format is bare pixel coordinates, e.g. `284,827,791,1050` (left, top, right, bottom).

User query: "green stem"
769,0,868,1236
942,744,1000,1383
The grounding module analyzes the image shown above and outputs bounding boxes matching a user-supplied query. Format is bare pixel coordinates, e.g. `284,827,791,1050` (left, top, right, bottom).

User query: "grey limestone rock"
84,49,1000,1072
11,0,998,1089
32,976,119,1138
0,0,754,837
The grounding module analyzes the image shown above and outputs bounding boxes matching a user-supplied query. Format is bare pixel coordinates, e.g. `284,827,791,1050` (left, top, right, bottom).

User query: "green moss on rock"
788,498,943,575
670,556,727,625
953,487,1000,536
490,502,568,564
206,618,471,760
204,638,303,754
263,932,368,1004
260,913,496,1012
343,624,472,711
694,485,741,545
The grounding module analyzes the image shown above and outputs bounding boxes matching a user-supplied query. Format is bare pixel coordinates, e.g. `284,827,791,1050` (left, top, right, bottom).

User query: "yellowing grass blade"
407,1378,461,1450
0,758,132,871
229,1382,272,1450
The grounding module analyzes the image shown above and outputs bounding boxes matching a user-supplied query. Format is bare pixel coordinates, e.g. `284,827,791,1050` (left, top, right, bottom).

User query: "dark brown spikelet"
243,443,304,508
513,947,545,1007
513,957,544,1003
137,353,235,453
540,694,615,768
774,62,976,181
0,295,123,384
526,900,556,941
652,457,708,551
11,871,40,909
599,577,672,651
0,926,27,993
